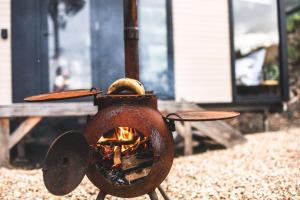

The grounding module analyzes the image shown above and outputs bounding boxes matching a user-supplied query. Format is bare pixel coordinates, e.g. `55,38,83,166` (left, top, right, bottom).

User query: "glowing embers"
95,127,153,185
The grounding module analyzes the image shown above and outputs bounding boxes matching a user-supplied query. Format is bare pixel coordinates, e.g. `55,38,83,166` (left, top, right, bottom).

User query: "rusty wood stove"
24,0,239,199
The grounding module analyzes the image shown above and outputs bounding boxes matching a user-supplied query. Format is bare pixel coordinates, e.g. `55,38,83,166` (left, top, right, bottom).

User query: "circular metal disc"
164,111,240,121
24,89,101,102
43,131,89,196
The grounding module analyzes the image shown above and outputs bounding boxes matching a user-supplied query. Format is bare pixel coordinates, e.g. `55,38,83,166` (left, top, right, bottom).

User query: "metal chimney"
123,0,139,80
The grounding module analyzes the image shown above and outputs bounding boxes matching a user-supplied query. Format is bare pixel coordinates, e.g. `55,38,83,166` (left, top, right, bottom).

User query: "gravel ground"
0,129,299,200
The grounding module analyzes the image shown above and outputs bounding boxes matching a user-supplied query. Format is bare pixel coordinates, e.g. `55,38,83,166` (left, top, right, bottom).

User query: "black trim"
228,0,237,102
200,102,283,113
166,0,175,99
278,0,289,101
235,96,282,104
228,0,289,104
11,0,49,102
39,0,50,93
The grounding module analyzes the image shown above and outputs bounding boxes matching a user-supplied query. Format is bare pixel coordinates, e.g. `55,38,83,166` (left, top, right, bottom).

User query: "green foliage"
287,12,300,63
287,13,300,33
263,64,280,81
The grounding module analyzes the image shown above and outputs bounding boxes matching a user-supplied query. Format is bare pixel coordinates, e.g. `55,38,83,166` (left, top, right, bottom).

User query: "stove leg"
158,185,171,200
96,191,106,200
148,190,159,200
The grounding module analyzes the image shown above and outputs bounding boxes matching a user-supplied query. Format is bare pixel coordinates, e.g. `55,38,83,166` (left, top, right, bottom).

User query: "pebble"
0,129,299,199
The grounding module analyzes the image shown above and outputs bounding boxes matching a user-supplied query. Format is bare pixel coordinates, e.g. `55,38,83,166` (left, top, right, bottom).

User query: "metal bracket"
90,87,99,106
124,27,139,39
163,112,184,132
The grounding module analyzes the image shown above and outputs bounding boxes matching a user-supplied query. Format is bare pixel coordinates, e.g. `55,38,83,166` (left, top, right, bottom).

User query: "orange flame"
98,127,143,152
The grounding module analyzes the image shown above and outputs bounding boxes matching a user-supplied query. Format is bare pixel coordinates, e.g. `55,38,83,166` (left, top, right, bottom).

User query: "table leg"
0,118,10,167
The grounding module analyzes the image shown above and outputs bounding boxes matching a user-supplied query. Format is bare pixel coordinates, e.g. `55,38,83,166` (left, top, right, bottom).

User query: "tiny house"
0,0,293,106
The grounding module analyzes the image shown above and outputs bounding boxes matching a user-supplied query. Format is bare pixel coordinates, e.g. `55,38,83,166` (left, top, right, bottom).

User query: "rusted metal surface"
164,111,240,121
98,94,153,100
84,93,174,198
97,93,157,110
43,131,89,196
124,0,139,80
24,89,101,102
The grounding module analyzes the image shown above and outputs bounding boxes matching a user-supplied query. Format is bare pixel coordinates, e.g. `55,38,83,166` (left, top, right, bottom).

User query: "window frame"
228,0,289,104
165,0,175,100
11,0,175,102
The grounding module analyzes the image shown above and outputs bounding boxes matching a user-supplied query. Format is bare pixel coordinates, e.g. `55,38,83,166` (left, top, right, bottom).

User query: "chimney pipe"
123,0,139,80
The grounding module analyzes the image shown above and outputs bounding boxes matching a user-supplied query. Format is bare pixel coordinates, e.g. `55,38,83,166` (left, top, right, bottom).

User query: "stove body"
84,94,174,198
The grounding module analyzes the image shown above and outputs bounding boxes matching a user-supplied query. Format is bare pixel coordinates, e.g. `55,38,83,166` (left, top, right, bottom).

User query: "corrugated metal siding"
0,0,12,105
173,0,233,103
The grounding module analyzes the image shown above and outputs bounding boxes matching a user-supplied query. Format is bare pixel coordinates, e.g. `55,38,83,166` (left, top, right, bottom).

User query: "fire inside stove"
95,127,154,185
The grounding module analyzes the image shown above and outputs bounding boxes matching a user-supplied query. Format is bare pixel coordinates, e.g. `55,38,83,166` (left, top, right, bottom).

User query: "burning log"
121,138,149,155
95,126,155,186
97,139,137,146
125,167,151,183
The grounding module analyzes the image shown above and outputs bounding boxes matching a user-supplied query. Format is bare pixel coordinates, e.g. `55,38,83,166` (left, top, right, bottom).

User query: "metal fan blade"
24,88,101,102
164,111,240,122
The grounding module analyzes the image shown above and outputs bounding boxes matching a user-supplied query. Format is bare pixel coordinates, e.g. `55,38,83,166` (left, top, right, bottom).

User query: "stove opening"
95,127,154,185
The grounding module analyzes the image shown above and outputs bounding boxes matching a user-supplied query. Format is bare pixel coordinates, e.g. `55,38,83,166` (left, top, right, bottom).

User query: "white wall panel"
173,0,232,103
0,0,12,104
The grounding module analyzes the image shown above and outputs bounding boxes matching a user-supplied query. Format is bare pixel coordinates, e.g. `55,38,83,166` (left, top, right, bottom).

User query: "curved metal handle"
163,111,240,122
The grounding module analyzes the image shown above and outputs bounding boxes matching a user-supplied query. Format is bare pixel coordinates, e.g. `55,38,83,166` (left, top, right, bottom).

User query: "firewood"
121,138,149,154
121,153,153,171
97,138,137,146
113,146,122,167
125,167,151,183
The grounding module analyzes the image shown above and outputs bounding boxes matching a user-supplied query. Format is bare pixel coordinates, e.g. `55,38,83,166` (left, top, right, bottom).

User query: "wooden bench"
0,102,98,167
0,101,245,166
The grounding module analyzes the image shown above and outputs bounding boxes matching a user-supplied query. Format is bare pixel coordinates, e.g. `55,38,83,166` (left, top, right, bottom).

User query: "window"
46,0,174,98
232,0,281,99
48,0,92,92
139,0,173,99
